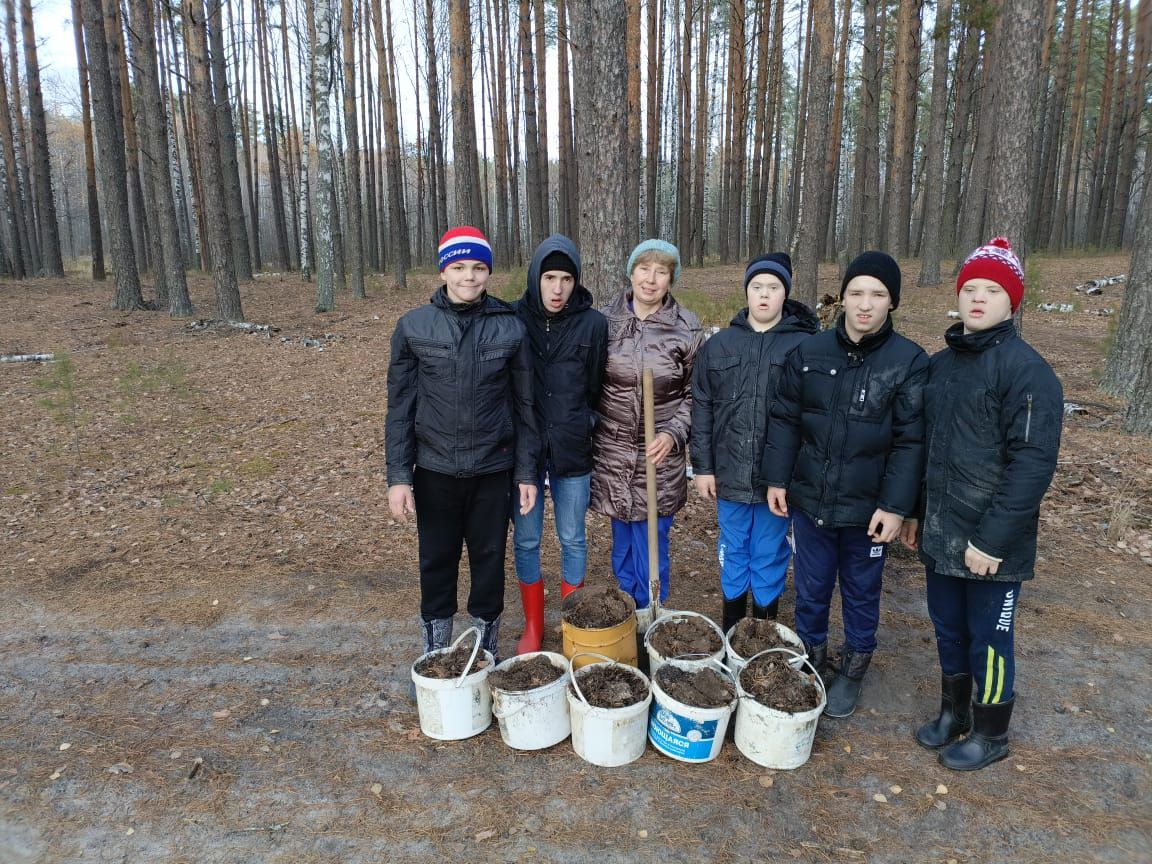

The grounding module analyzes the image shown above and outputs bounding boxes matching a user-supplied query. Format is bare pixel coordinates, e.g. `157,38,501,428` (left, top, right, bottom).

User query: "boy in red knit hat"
902,237,1063,770
385,226,539,664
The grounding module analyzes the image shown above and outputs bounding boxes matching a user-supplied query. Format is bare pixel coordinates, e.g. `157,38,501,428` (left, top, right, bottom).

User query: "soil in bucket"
729,618,795,658
654,665,735,709
571,664,648,708
649,617,723,659
489,655,564,691
414,640,491,679
740,654,820,713
563,587,633,628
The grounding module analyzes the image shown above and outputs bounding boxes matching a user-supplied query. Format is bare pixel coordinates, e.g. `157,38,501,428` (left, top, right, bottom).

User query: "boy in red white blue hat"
385,226,540,664
902,237,1063,770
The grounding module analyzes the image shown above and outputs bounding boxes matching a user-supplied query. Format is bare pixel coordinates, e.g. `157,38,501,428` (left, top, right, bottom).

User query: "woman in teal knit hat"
589,240,704,636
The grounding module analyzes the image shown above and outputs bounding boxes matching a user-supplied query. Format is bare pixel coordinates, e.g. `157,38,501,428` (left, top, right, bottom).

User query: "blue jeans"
717,499,791,606
926,564,1021,704
512,470,591,587
792,509,887,653
611,516,673,608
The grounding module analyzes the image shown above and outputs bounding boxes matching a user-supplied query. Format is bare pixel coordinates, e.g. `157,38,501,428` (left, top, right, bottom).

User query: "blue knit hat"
744,252,793,296
438,226,493,272
626,239,681,283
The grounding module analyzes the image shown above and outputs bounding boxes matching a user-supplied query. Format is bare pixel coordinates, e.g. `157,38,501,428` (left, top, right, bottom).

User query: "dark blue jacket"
691,300,819,503
513,235,608,477
918,321,1063,581
385,287,539,485
762,314,928,527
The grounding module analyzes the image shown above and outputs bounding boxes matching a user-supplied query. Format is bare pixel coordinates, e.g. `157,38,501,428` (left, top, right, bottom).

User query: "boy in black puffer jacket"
902,237,1062,771
764,251,928,719
691,252,818,636
386,226,540,663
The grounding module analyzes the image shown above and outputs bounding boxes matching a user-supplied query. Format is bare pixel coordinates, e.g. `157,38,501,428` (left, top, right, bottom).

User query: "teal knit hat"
626,239,681,283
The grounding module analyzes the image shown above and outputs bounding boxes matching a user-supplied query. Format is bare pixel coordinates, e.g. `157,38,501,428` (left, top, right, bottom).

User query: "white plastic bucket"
734,648,827,769
567,653,652,767
490,651,571,750
724,621,807,679
644,610,726,679
411,628,494,741
648,658,737,763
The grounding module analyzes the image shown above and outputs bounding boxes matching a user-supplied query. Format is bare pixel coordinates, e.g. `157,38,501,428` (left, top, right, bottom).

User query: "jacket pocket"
847,368,896,422
798,358,841,413
410,339,456,380
479,339,520,362
707,354,742,401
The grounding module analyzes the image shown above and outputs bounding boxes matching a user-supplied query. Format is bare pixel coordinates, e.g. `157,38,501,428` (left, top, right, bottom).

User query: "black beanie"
540,250,578,279
841,251,902,310
744,252,793,296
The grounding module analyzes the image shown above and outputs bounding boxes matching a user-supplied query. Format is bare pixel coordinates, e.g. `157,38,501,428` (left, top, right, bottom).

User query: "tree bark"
624,0,642,246
518,0,543,245
1102,172,1152,401
448,0,484,229
557,0,577,241
884,0,922,257
81,0,144,309
0,31,27,278
377,0,410,285
1048,0,1093,251
6,0,37,273
643,0,660,239
849,0,881,256
1032,0,1077,249
19,0,63,275
918,0,954,285
570,0,629,305
126,0,193,316
184,0,241,320
532,0,549,237
791,0,835,308
1106,0,1151,247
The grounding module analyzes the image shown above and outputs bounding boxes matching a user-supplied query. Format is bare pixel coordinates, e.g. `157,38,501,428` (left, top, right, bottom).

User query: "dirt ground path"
1,257,1149,863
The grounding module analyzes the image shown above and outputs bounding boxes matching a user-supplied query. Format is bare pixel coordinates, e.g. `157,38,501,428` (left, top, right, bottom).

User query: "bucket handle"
567,652,624,707
446,626,484,689
737,646,827,702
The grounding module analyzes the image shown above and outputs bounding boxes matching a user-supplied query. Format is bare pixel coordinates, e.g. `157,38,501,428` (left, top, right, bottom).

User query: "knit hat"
842,251,902,310
626,239,681,283
540,250,578,279
956,236,1026,312
744,252,793,296
438,226,493,272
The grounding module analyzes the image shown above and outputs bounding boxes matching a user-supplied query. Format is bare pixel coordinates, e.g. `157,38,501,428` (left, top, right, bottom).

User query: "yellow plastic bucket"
561,585,638,670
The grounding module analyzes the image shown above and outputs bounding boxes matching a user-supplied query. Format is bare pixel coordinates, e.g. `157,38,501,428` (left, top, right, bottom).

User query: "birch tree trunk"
310,0,338,310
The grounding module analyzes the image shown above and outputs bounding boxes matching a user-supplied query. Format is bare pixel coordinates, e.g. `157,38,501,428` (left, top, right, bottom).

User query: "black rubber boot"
722,593,748,635
421,617,454,654
471,615,502,666
939,697,1014,771
804,640,828,683
823,647,872,718
751,598,779,620
915,673,973,749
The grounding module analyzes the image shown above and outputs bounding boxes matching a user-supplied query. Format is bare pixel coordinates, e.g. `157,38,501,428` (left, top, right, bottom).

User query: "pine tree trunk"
1048,0,1093,251
1103,166,1152,404
424,0,447,242
643,0,660,239
557,0,577,241
339,0,364,296
81,0,144,310
690,1,710,266
518,0,543,245
184,0,241,320
0,33,27,279
6,0,38,274
786,5,813,247
956,16,1000,267
849,0,881,256
1033,0,1077,249
725,0,747,263
624,0,642,246
918,0,953,285
532,0,550,236
1106,0,1151,247
821,0,852,261
126,0,193,316
255,0,290,270
18,0,63,275
792,0,834,308
447,0,483,228
942,12,979,255
570,0,629,304
884,0,922,256
675,1,692,255
985,0,1045,257
206,0,252,282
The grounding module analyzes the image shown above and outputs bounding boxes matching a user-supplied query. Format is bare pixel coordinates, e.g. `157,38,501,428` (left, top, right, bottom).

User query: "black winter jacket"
762,314,928,527
513,235,608,477
691,300,819,502
385,287,539,485
918,321,1063,582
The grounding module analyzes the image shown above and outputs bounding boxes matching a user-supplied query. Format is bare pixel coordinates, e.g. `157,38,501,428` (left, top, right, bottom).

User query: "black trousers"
414,467,511,622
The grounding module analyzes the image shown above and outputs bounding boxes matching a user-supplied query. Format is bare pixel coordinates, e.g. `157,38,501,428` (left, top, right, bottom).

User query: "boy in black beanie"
763,251,927,718
691,252,818,635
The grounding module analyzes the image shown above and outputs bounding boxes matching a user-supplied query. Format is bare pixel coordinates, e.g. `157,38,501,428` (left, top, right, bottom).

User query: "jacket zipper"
1024,393,1033,443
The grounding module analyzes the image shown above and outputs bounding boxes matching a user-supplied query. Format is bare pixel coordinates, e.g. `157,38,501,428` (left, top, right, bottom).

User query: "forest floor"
1,253,1149,863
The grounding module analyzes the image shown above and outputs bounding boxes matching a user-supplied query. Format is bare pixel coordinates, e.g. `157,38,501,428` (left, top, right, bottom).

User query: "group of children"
385,227,1062,773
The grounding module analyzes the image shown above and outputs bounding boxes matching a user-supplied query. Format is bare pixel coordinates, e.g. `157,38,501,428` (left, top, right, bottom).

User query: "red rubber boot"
516,580,546,655
560,581,583,599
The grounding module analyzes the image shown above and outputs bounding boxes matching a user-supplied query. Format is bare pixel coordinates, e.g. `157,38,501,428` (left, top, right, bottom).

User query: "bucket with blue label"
648,658,737,763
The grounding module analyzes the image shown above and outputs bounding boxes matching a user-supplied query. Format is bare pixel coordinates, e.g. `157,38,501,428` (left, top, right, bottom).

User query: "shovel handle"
642,368,660,621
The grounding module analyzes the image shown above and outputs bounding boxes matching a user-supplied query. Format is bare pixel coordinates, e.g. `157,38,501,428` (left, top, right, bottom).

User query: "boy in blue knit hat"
692,252,818,636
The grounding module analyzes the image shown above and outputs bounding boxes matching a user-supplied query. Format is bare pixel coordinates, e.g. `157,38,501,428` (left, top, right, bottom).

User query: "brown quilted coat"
590,289,705,521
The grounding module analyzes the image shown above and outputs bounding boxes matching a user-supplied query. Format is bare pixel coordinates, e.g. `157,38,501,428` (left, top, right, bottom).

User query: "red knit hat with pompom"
956,237,1026,311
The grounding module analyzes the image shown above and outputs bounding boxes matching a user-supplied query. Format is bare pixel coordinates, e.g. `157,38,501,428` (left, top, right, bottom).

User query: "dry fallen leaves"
638,830,649,838
935,784,948,795
889,785,902,795
474,829,497,841
935,801,948,811
105,762,134,775
212,709,231,719
370,783,382,798
872,793,888,803
758,776,774,788
58,743,71,751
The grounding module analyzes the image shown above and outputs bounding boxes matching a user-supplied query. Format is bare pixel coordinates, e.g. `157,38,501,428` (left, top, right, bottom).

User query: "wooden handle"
643,368,660,621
